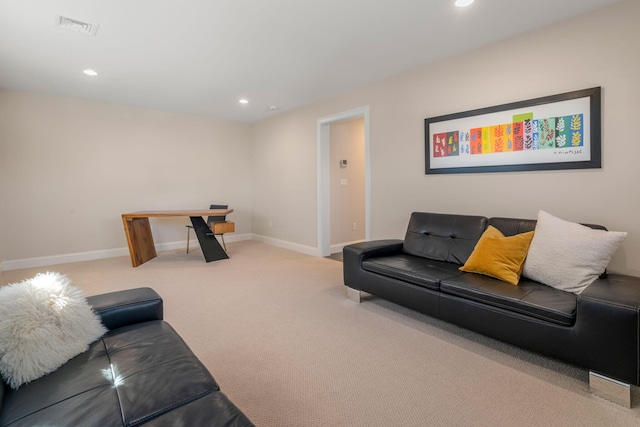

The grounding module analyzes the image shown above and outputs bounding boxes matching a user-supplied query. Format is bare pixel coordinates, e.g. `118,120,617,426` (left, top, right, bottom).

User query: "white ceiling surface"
0,0,623,122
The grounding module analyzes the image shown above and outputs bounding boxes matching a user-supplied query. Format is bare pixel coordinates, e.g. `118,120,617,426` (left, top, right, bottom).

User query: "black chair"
186,204,234,253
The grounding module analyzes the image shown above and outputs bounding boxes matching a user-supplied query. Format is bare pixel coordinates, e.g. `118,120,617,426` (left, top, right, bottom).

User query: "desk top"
122,209,233,219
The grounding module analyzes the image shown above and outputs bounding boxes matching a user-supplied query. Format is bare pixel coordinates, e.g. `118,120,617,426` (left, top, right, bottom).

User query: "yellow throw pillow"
459,226,535,285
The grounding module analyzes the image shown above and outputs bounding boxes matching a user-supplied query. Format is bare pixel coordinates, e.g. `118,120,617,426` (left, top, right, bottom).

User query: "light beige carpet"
2,240,639,426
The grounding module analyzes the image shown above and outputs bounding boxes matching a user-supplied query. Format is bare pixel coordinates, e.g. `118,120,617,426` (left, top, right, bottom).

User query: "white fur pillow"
522,211,627,294
0,272,107,389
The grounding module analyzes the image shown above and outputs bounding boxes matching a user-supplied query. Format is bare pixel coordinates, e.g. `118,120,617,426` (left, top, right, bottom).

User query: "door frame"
316,106,371,257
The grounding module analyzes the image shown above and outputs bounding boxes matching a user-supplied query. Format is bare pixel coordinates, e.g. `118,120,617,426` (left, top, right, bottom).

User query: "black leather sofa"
344,212,640,405
0,287,254,426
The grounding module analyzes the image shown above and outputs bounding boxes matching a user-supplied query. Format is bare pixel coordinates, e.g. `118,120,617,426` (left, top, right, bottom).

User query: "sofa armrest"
86,287,163,331
344,240,404,262
576,274,640,384
579,274,640,308
343,240,404,289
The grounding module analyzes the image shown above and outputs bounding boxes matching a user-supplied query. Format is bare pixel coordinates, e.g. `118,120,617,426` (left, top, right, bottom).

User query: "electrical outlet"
268,220,273,228
352,222,357,231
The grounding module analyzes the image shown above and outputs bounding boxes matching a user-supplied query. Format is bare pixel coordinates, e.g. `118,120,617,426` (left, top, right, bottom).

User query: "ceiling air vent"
54,14,99,36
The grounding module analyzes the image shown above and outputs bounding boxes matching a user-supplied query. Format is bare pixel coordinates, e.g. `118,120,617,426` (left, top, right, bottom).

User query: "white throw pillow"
0,272,107,389
522,210,627,294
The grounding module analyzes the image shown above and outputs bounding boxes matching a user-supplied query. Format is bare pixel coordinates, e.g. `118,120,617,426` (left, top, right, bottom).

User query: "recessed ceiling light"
239,98,249,104
269,105,279,111
455,0,474,7
83,69,98,76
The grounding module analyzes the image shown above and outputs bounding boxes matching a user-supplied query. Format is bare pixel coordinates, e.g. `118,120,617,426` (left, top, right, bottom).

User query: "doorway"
317,106,370,257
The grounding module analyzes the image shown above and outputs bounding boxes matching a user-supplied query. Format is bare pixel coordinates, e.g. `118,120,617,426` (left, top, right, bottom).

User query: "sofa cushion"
488,217,537,236
0,272,107,389
403,213,487,265
459,226,534,285
0,320,250,427
522,210,627,294
440,274,577,326
362,254,464,290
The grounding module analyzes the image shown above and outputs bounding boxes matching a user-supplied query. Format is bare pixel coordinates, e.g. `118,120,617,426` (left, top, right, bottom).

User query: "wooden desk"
122,209,233,267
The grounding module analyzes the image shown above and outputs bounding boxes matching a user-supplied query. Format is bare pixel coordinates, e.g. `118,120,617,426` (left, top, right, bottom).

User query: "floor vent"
54,14,99,36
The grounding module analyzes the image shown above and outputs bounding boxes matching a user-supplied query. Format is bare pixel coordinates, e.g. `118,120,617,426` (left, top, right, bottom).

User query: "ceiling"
0,0,623,122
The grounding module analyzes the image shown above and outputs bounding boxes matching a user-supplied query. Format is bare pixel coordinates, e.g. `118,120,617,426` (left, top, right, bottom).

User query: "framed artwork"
424,87,601,174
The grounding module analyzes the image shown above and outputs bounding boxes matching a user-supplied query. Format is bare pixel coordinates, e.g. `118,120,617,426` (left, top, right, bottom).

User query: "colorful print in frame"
425,87,601,174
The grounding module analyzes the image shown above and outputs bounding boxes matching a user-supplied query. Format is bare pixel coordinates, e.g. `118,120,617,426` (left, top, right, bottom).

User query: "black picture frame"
424,87,601,174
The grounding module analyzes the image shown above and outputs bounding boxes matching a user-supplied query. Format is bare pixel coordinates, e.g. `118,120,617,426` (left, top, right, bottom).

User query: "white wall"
330,118,365,248
0,91,252,267
251,0,640,276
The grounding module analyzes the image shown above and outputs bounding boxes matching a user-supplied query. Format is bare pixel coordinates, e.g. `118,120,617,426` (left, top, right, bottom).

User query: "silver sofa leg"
589,371,632,408
346,287,361,303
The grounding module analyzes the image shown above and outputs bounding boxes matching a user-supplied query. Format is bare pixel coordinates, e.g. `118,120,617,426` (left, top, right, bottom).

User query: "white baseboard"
1,233,253,271
251,234,320,257
2,247,131,271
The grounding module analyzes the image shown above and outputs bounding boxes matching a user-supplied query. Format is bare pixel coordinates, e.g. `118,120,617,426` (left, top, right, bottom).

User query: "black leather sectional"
0,288,253,427
344,212,640,395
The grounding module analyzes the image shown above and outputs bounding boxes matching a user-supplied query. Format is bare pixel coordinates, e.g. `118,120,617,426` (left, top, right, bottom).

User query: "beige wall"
0,91,252,263
330,118,365,247
251,0,640,276
2,1,638,276
251,108,320,247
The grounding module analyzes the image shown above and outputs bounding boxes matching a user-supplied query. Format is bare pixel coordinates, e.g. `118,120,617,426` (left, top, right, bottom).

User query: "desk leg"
122,216,157,267
190,216,229,262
